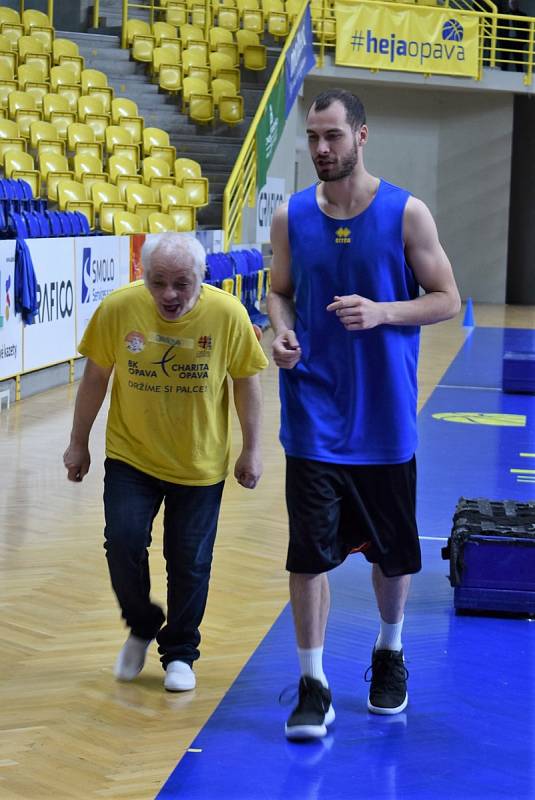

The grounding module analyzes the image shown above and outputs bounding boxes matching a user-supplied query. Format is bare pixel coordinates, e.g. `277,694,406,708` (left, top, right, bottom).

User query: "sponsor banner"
285,6,316,118
256,177,285,244
335,1,479,79
75,235,123,346
23,238,77,372
0,240,21,380
256,72,286,191
131,233,146,281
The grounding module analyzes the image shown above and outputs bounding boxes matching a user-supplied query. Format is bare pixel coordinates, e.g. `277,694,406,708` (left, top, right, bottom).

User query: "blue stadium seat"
74,211,90,235
8,212,29,238
45,210,64,237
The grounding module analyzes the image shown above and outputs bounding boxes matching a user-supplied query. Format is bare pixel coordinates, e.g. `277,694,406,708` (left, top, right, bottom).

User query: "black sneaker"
365,648,409,715
285,676,336,740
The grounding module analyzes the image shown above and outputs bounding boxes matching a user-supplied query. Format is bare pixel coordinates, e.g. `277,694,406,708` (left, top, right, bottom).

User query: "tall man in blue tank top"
268,89,461,740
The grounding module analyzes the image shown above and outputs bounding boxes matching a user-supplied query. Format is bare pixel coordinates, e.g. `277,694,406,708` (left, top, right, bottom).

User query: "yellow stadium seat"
267,10,289,37
142,155,171,189
219,93,244,125
108,153,142,197
113,210,144,235
174,157,203,180
243,43,267,70
211,77,236,105
91,180,127,233
183,177,209,206
67,121,102,160
166,2,188,27
126,19,151,46
73,152,107,191
22,9,50,33
43,93,76,139
0,60,13,81
4,148,40,195
182,76,213,123
236,29,259,54
182,48,206,72
168,204,195,231
39,151,73,201
18,61,47,88
159,37,182,61
78,94,106,122
18,36,49,73
0,45,17,76
158,59,182,94
105,124,138,165
160,183,187,210
50,64,80,110
180,24,204,46
57,178,94,228
125,182,160,227
153,21,178,46
218,6,240,32
1,21,24,51
58,54,83,83
0,117,25,163
209,50,233,77
191,4,213,28
132,34,155,64
8,91,41,138
53,39,82,66
217,41,238,67
152,44,182,76
209,26,234,51
111,97,144,144
29,120,64,156
148,211,176,233
0,7,20,26
51,64,79,89
81,69,113,113
22,10,53,53
187,38,209,60
143,127,176,169
0,78,16,110
243,8,264,34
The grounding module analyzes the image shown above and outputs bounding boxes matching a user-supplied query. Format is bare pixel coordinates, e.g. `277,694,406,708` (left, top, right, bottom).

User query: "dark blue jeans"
103,458,224,668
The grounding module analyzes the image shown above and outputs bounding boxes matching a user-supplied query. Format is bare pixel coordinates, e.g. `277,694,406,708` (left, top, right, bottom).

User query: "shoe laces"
364,651,409,687
279,677,330,712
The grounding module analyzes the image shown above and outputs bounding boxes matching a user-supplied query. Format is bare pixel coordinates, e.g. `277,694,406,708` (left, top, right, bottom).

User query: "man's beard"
315,147,358,182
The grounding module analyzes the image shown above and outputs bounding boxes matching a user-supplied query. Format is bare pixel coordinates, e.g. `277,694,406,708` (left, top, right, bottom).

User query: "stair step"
53,28,281,229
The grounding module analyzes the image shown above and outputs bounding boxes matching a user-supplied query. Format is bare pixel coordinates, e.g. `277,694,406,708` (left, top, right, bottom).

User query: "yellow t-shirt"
79,281,268,485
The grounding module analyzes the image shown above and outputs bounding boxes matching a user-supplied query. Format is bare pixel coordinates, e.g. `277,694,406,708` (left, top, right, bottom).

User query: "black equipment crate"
442,498,535,614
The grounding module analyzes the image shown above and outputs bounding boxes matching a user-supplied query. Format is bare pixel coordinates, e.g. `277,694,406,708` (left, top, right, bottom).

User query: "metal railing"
121,0,212,48
222,0,310,248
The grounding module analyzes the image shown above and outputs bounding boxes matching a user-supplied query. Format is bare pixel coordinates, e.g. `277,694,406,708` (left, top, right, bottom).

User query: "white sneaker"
164,661,196,692
114,634,151,681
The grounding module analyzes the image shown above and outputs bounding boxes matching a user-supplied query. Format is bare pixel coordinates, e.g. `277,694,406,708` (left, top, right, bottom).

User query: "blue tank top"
280,179,420,464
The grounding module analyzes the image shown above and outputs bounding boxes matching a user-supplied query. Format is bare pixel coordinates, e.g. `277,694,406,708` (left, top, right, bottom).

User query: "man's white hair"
141,232,207,282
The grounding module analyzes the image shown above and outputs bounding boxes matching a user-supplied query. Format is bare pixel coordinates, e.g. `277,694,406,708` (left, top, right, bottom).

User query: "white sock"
375,616,404,652
297,646,328,687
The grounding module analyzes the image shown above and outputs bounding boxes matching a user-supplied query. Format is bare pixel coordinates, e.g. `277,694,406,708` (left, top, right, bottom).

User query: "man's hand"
63,442,91,482
272,330,302,369
327,294,386,330
234,447,262,489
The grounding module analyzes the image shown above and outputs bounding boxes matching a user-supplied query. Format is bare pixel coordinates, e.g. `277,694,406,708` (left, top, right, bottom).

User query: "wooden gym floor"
0,302,533,799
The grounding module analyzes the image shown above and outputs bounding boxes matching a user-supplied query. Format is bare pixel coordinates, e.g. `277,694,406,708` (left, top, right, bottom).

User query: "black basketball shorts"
285,455,421,578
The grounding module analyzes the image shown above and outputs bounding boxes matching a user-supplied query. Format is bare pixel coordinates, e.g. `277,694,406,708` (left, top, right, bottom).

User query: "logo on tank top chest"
335,227,351,244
